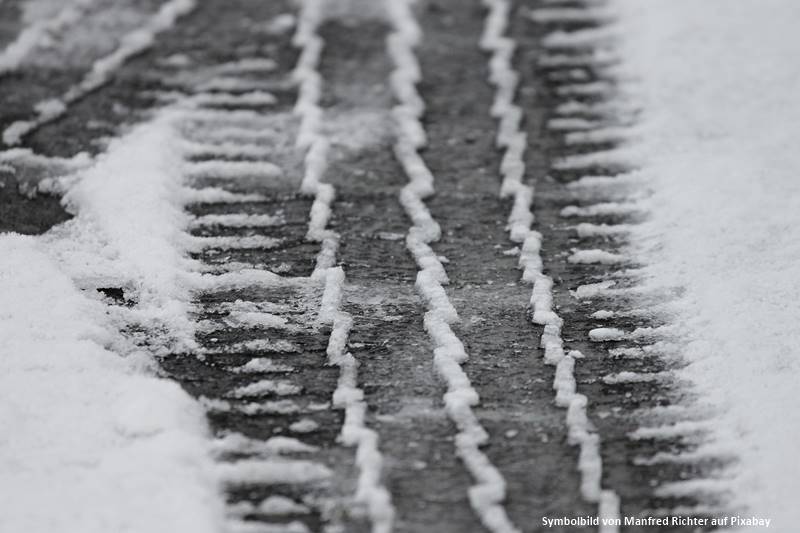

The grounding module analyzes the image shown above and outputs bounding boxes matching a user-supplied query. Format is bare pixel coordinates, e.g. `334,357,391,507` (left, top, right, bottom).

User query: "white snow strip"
552,148,634,171
191,213,284,229
202,398,302,416
547,117,603,131
183,108,282,129
652,479,732,500
227,496,310,517
632,443,737,466
198,77,275,93
292,4,394,531
482,0,621,526
573,280,615,299
230,359,295,374
227,380,302,398
565,127,632,146
575,222,631,238
628,421,713,441
214,58,279,75
613,1,800,526
193,270,296,291
185,126,282,145
560,202,643,218
568,249,625,264
601,371,663,385
217,459,331,486
183,187,267,204
191,91,278,108
540,53,617,69
201,338,300,355
588,327,624,341
185,160,284,180
183,140,272,160
2,0,197,145
223,311,291,330
188,235,282,251
213,433,317,456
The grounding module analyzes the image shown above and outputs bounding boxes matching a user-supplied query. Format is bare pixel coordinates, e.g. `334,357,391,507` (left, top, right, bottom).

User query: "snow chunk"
568,249,625,265
589,327,625,342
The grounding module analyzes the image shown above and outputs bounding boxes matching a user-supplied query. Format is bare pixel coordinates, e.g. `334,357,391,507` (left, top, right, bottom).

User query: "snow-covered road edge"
0,113,224,533
611,0,800,530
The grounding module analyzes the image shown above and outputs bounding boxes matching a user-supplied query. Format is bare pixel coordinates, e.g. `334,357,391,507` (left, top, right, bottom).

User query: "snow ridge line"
0,0,99,75
2,0,197,146
386,2,520,532
292,3,394,531
480,1,621,530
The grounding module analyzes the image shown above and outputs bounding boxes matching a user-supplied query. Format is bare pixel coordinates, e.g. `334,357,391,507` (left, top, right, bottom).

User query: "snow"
49,112,196,351
290,418,320,433
185,160,284,180
0,236,223,533
212,433,317,456
387,2,522,530
191,213,284,229
229,495,311,517
0,106,230,532
482,1,620,525
232,359,295,374
611,0,800,527
3,0,196,145
292,3,395,529
0,0,98,74
227,380,302,398
588,327,625,342
568,249,625,265
216,458,332,486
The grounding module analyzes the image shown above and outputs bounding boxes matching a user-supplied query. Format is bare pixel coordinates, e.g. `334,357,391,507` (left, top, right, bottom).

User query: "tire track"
386,2,520,532
517,1,730,528
318,13,481,533
291,2,394,531
480,0,620,529
150,7,363,531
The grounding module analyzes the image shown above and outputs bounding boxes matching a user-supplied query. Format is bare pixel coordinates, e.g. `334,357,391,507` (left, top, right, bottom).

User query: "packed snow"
0,114,223,531
612,0,800,529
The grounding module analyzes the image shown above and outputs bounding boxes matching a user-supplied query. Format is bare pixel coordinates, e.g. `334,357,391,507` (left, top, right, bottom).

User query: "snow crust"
612,0,800,527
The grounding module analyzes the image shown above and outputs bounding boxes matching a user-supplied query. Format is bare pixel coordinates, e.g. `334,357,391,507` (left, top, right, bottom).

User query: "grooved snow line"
292,2,394,531
480,1,621,529
386,2,519,532
2,0,197,146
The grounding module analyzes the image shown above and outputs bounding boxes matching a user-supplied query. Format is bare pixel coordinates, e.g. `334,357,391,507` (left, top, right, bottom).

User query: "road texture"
0,0,728,532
